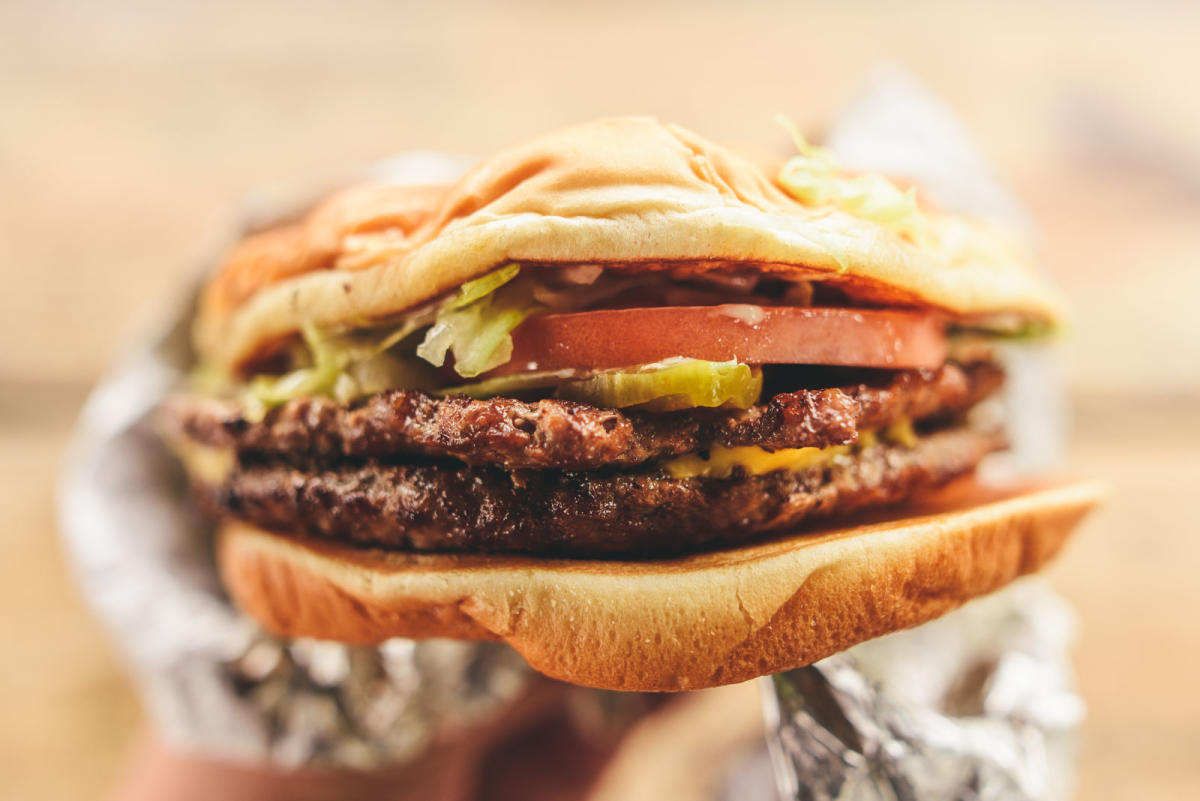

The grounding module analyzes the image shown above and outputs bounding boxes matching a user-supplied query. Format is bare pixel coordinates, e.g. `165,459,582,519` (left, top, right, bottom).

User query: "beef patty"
198,424,1003,558
164,362,1002,470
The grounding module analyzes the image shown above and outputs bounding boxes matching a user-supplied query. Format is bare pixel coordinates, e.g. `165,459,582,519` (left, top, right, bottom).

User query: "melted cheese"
664,419,918,479
665,443,850,480
884,419,918,448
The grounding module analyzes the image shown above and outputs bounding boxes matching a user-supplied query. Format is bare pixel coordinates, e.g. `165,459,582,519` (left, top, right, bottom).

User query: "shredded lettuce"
416,264,541,378
229,264,538,417
949,318,1059,342
244,323,349,407
241,318,432,419
448,262,521,309
334,353,441,404
775,115,929,245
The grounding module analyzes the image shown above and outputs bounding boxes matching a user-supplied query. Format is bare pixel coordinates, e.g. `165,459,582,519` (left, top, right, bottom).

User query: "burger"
162,117,1100,692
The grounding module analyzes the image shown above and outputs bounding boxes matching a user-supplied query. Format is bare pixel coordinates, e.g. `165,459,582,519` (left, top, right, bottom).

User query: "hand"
110,680,637,801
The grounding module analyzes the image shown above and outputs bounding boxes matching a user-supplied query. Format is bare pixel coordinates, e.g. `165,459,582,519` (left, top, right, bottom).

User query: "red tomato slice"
490,305,947,376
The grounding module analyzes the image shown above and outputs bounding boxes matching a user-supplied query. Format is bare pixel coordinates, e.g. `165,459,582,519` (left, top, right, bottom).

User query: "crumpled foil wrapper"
56,67,1082,798
758,580,1083,801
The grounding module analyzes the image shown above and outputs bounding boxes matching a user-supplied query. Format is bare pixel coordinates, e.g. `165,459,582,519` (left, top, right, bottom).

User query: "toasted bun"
195,117,1064,372
217,479,1101,691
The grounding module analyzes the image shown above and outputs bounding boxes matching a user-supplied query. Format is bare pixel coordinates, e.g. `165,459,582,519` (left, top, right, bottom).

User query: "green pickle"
556,360,762,411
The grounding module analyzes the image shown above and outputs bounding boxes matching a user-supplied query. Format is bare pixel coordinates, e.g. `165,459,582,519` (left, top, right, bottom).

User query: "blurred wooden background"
1,1,1197,798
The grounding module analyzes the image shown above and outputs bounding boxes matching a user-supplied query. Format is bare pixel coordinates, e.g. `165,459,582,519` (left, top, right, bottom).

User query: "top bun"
195,117,1064,372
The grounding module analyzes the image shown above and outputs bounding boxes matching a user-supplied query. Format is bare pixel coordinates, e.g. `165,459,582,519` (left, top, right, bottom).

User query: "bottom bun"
217,478,1102,692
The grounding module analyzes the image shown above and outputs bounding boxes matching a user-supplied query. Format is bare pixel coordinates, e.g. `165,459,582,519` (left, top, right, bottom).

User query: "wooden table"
2,1,1197,798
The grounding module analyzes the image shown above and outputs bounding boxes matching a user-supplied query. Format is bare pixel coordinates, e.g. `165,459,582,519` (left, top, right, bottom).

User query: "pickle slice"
555,360,762,411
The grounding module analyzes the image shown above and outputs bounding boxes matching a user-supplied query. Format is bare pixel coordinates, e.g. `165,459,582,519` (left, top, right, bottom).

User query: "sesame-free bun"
195,117,1065,373
217,479,1101,692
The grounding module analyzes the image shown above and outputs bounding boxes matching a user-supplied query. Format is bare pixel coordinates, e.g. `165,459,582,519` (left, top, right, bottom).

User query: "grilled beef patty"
164,362,1002,470
198,424,1003,558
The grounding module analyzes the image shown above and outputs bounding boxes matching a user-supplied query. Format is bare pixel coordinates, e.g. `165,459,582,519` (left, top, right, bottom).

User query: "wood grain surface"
2,1,1197,799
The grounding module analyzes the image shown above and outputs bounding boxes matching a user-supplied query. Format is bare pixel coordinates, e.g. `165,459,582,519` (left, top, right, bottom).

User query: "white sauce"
560,264,604,285
719,304,766,326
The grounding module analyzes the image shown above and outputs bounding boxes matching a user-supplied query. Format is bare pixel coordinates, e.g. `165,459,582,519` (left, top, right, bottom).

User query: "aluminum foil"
758,580,1082,801
56,68,1082,798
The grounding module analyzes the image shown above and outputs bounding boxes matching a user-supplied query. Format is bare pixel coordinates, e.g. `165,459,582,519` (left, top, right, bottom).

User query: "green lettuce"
776,116,928,245
416,263,542,378
236,263,539,418
950,318,1060,342
241,318,431,419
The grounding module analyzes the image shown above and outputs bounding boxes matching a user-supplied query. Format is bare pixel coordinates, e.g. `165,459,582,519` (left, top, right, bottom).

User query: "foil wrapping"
759,581,1083,801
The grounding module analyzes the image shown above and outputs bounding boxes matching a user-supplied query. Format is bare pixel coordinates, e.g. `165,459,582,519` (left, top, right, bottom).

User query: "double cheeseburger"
163,117,1100,691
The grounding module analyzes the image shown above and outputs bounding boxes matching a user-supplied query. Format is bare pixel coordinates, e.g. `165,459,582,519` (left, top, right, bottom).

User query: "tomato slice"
490,305,947,376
